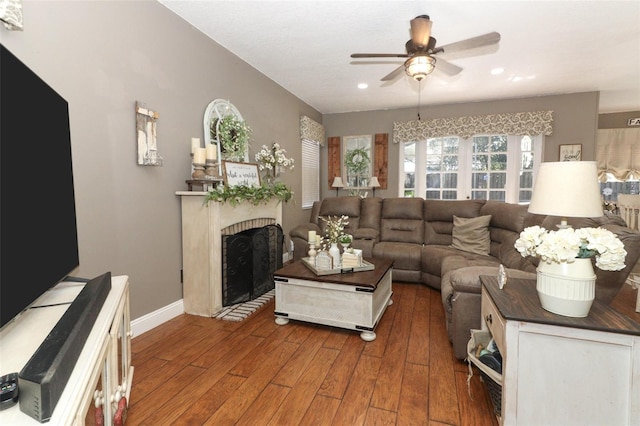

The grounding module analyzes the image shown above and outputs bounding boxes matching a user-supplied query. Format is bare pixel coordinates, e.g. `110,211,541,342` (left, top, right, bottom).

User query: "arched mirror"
203,99,250,173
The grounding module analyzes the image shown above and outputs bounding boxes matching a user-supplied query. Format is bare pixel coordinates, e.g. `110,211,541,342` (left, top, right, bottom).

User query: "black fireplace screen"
222,224,283,307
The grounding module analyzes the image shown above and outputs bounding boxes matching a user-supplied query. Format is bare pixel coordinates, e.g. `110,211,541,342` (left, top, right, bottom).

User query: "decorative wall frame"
559,144,582,161
135,101,163,166
203,99,249,174
222,161,261,187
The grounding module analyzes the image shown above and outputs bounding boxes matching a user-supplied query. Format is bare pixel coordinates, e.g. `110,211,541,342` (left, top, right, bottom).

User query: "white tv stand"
0,275,133,425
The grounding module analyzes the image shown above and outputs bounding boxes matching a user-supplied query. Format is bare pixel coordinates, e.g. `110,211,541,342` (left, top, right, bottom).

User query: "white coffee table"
273,258,393,341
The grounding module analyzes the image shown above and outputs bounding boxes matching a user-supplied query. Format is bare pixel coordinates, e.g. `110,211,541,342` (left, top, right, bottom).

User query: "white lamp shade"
332,176,344,188
369,176,380,188
528,161,603,218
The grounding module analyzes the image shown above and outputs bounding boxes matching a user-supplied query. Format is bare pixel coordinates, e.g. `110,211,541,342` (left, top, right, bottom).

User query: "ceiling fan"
351,15,501,82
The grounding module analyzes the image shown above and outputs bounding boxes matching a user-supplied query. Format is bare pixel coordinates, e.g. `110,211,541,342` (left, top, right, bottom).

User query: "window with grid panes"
400,134,543,203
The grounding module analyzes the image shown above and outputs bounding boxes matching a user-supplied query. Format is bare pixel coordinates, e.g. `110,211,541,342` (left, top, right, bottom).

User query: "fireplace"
177,194,283,317
222,224,283,306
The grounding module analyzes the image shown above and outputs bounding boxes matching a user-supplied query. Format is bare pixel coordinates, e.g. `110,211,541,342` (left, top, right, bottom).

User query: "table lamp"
370,176,380,197
528,161,603,228
332,176,344,197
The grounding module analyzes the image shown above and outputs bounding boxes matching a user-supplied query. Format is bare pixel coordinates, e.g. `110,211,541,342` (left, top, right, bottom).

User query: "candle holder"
205,159,218,177
192,162,205,179
308,242,317,262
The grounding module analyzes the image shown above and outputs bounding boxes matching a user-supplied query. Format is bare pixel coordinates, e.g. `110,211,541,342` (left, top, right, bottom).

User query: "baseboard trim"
131,299,184,338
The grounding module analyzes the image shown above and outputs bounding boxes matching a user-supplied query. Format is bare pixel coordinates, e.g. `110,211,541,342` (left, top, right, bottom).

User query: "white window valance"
0,0,23,30
393,110,554,143
300,115,325,146
597,128,640,181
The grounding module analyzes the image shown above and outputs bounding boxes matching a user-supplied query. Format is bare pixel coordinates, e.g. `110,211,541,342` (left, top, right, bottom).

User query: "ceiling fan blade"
435,58,463,76
351,53,409,58
350,60,403,66
381,64,405,81
437,32,501,55
410,15,432,48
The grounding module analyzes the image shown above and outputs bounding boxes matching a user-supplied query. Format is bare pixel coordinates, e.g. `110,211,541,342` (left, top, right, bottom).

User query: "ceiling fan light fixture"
405,56,436,81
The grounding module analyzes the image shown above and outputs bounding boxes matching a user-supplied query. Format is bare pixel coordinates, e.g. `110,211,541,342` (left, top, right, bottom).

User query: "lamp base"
536,258,596,317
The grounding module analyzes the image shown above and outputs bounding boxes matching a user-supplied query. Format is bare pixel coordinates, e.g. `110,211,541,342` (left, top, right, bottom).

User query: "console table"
473,275,640,425
0,276,133,425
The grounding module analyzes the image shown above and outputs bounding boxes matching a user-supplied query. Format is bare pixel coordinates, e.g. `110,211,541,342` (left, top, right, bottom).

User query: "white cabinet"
0,276,133,425
472,276,640,425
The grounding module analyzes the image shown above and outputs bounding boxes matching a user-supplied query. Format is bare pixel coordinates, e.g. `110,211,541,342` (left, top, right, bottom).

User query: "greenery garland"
344,147,370,174
204,182,293,206
211,115,251,161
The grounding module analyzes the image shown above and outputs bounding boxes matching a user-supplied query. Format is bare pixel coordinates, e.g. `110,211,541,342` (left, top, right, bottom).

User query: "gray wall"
322,92,600,199
599,111,640,129
1,1,320,320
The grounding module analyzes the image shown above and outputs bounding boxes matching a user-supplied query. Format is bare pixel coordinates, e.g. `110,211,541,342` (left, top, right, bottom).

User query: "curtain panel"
300,115,326,146
0,0,23,30
596,128,640,182
392,110,553,143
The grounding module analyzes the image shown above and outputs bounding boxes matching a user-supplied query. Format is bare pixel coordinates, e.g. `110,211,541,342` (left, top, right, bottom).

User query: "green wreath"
211,115,251,161
345,147,370,174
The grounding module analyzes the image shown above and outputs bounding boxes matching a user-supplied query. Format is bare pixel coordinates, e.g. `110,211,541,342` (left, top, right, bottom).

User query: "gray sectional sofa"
290,196,640,359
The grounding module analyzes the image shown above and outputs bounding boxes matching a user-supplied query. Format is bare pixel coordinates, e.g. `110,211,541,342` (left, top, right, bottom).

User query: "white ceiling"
159,1,640,115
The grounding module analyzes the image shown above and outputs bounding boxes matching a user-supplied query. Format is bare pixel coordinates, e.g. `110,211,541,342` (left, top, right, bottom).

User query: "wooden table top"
275,258,393,289
481,275,640,336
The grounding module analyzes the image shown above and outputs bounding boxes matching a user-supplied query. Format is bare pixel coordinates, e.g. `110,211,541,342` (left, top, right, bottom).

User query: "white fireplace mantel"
176,191,283,316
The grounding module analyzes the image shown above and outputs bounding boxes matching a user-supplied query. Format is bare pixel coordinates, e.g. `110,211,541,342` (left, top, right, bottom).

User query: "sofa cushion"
359,197,382,229
318,196,361,233
421,245,497,285
373,241,422,270
424,199,486,245
450,215,492,255
380,198,424,244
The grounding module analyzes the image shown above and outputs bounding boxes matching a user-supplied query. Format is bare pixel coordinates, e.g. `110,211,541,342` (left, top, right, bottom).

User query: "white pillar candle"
191,137,201,153
193,147,206,164
308,230,316,242
206,144,217,160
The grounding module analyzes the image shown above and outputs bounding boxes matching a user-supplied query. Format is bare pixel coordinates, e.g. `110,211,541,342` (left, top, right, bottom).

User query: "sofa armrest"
450,266,536,294
353,227,379,241
290,223,321,240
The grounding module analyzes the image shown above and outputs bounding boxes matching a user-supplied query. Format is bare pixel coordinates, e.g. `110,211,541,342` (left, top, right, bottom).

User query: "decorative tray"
301,257,374,276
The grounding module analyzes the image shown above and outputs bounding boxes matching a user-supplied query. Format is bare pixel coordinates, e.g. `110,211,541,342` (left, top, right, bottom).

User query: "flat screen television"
0,44,80,328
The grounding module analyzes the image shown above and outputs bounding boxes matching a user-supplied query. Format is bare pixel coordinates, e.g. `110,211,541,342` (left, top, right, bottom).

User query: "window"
343,135,372,190
301,139,320,208
401,134,543,203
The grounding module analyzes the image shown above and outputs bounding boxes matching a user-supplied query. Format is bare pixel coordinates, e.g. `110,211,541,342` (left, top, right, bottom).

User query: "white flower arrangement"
515,225,627,271
320,215,349,244
255,142,294,173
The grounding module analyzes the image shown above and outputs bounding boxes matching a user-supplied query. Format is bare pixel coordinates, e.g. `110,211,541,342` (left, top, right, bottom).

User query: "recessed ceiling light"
357,83,368,89
490,67,504,75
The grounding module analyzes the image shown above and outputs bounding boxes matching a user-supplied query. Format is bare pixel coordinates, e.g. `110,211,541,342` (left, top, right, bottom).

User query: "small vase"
329,243,341,268
536,258,596,317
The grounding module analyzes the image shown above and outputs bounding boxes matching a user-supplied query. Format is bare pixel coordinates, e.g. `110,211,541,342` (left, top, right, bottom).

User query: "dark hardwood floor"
127,282,500,425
